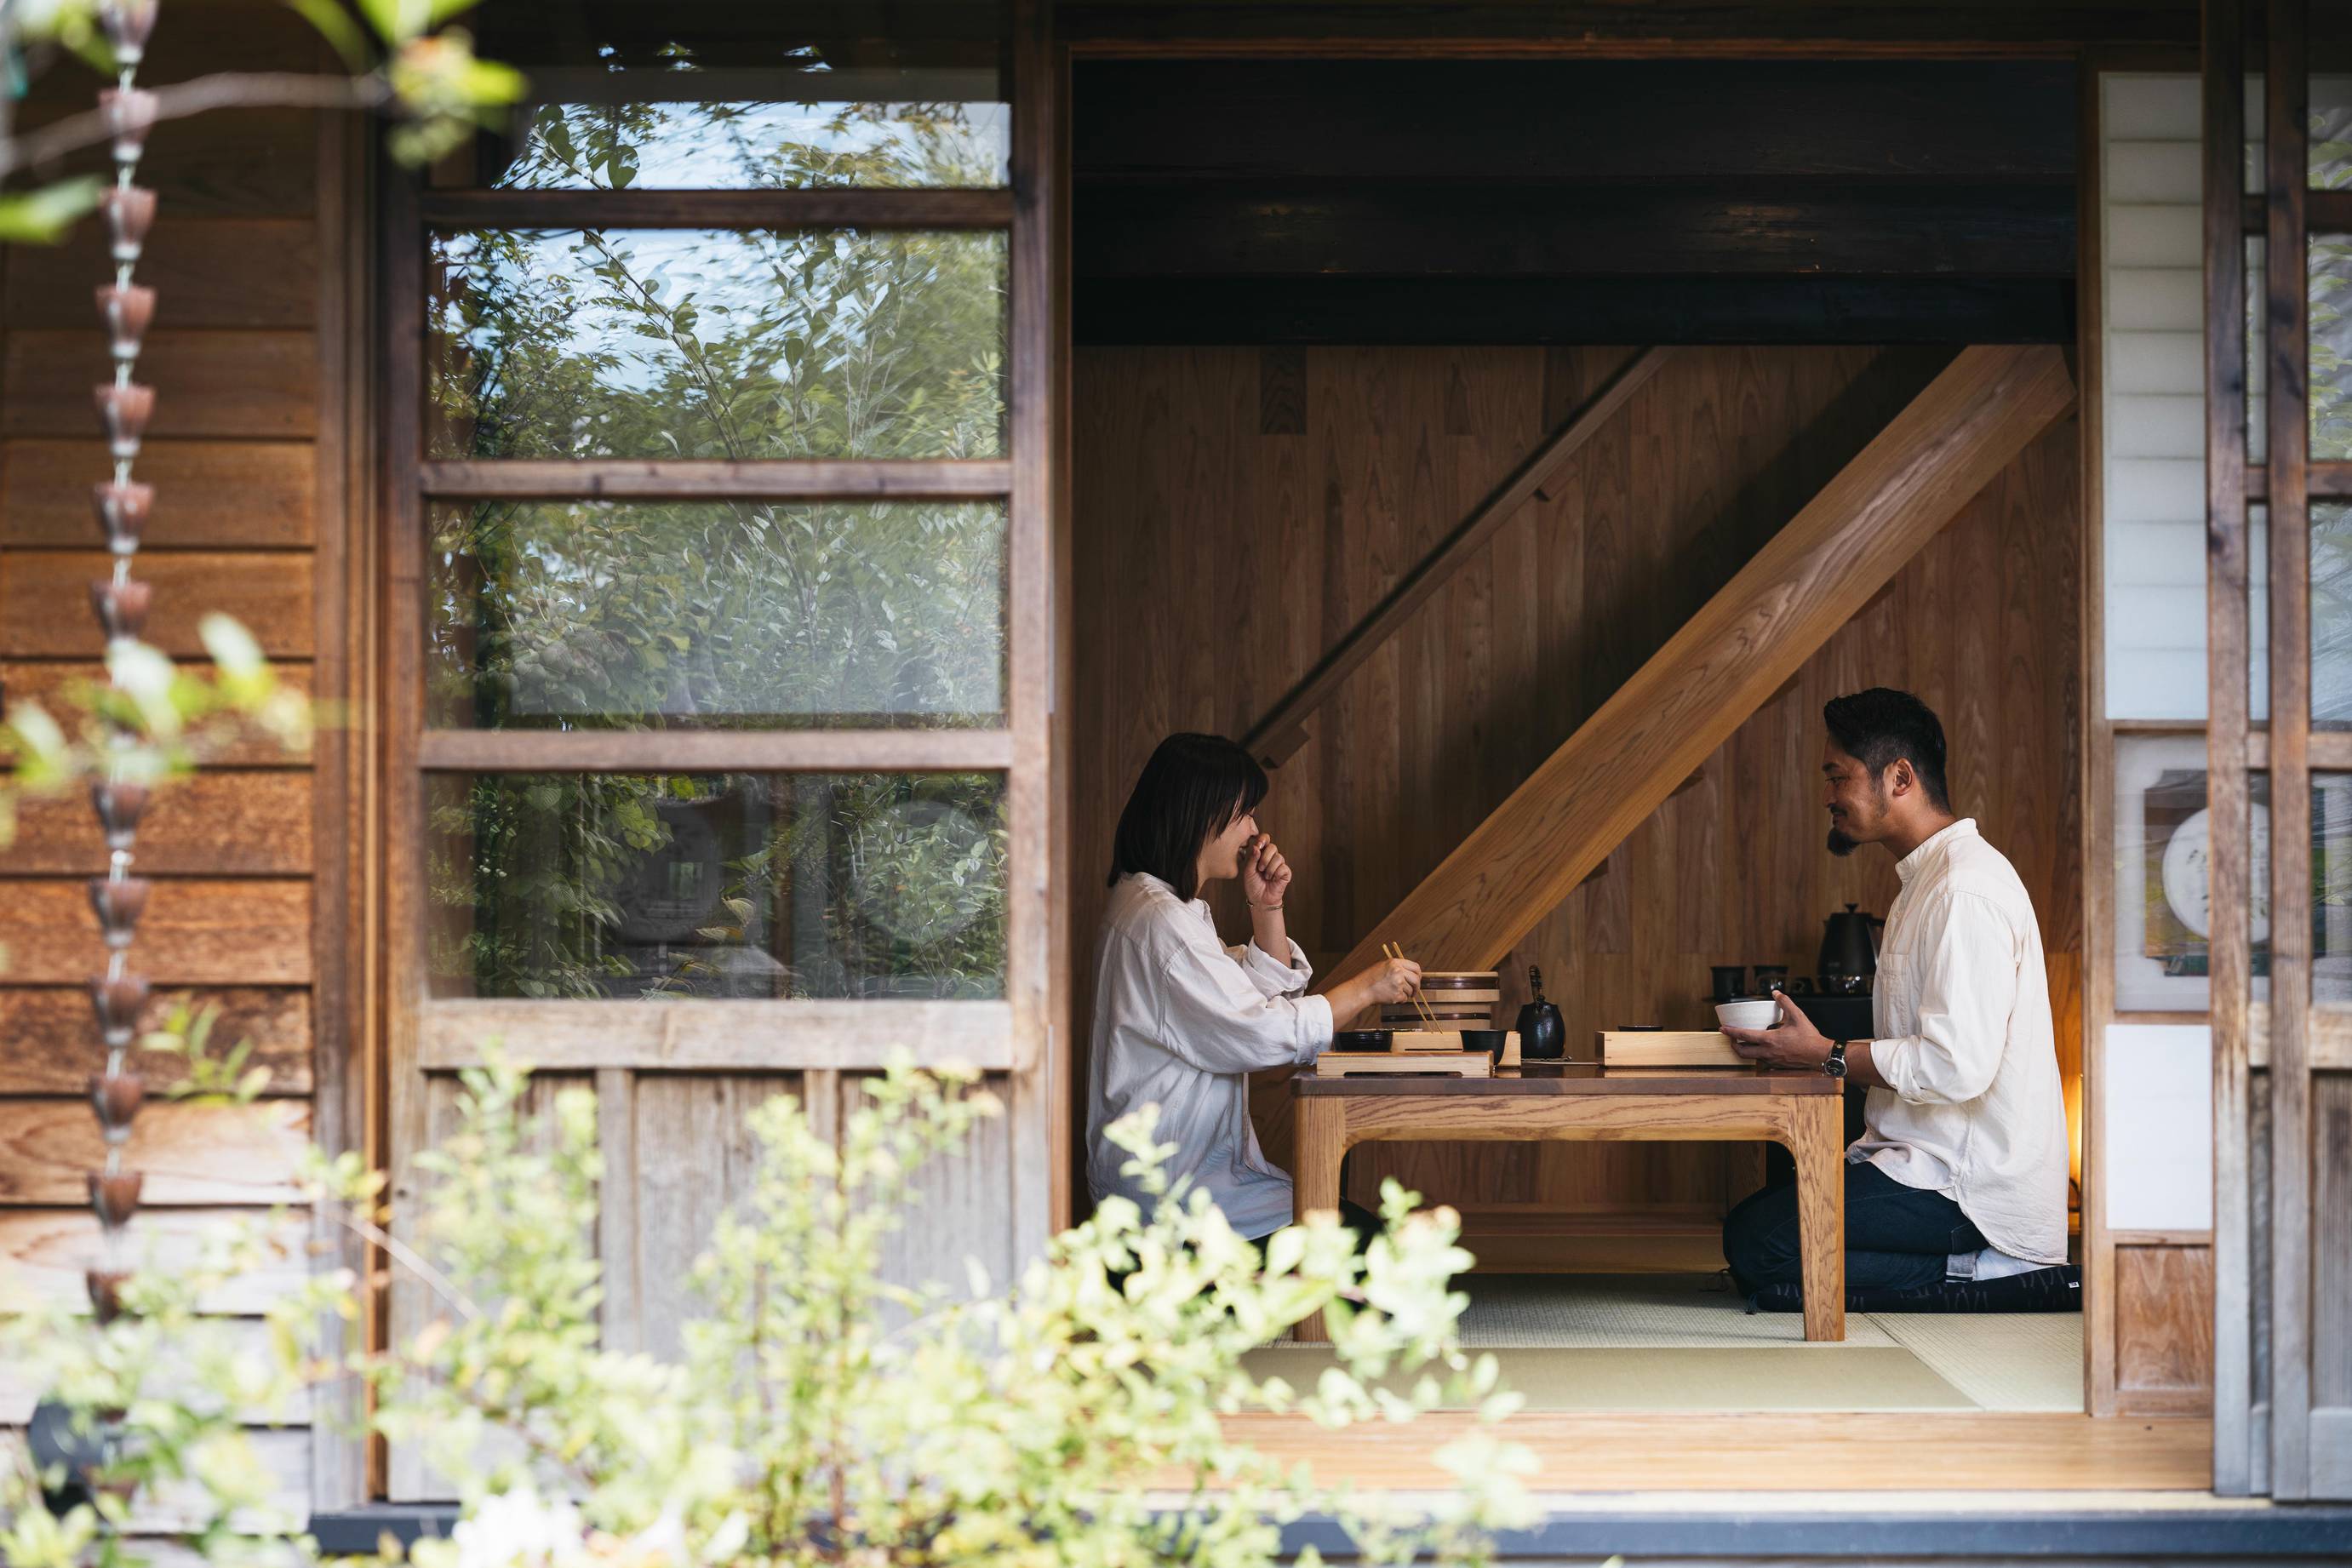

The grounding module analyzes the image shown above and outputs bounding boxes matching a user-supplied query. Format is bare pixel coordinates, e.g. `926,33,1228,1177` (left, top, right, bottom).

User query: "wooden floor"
1209,1413,2212,1491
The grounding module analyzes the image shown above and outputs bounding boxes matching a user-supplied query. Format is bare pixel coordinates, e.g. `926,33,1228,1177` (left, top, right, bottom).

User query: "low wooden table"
1290,1062,1846,1342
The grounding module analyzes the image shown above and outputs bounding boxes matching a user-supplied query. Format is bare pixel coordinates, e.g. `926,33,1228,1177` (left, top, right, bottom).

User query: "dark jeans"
1721,1158,1986,1294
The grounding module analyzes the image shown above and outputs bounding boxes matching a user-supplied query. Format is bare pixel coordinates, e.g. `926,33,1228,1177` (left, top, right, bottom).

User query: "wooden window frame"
369,14,1063,1497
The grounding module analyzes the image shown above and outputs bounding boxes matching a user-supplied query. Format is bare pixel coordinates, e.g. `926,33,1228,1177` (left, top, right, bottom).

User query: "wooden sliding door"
373,1,1062,1499
2203,0,2352,1501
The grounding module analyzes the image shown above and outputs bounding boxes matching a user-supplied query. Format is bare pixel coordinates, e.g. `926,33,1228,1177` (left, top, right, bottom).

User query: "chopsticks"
1383,941,1438,1026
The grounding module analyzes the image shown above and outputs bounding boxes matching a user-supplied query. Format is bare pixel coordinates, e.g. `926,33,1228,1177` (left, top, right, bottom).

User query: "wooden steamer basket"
1378,970,1501,1040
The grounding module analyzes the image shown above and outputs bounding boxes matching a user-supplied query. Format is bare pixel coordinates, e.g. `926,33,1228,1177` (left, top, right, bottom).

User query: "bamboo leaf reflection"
430,226,1006,461
427,773,1009,1000
429,500,1004,729
491,91,1009,191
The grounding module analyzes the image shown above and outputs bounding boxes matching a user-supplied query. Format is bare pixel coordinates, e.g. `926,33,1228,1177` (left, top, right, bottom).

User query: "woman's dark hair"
1108,733,1269,901
1823,687,1953,812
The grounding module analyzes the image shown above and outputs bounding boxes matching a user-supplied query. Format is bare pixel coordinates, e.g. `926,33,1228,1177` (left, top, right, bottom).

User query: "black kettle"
1516,964,1566,1061
1818,903,1884,988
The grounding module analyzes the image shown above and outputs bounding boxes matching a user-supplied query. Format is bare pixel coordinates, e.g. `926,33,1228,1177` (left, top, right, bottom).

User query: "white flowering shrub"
6,1056,1537,1567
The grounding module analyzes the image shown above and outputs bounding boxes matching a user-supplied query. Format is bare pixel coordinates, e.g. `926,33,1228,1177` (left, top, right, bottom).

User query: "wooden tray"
1596,1029,1749,1067
1316,1050,1493,1078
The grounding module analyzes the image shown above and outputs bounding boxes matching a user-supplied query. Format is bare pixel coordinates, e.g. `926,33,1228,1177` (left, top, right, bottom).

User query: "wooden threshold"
1204,1412,2212,1492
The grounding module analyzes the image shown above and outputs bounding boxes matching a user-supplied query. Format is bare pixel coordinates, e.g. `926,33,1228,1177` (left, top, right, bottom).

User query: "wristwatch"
1823,1040,1849,1080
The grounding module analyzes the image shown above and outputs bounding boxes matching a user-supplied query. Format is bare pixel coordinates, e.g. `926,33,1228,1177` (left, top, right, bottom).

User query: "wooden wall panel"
4,221,319,331
1,440,317,548
0,1207,310,1313
0,550,316,656
1072,345,2082,1254
624,1072,800,1361
0,880,312,984
0,987,312,1096
2115,1243,2216,1415
0,770,312,875
1,332,317,440
7,107,318,218
0,1100,310,1205
0,661,315,764
0,0,335,1503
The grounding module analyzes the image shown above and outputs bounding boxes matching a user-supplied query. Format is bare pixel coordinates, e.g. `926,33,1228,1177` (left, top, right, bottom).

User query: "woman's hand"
1366,956,1422,1004
1242,833,1293,909
1325,955,1423,1031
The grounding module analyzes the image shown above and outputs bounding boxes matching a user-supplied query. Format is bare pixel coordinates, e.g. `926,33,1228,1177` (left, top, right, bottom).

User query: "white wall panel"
2103,1024,2215,1231
2102,74,2210,721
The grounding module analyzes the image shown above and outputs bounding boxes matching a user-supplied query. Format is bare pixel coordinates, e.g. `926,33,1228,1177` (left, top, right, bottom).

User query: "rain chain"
83,0,161,1339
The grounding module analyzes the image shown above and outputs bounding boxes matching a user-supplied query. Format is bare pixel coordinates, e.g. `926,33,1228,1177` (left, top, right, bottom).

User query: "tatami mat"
1870,1309,2084,1411
1456,1272,1898,1348
1243,1344,1977,1411
1382,1273,2086,1411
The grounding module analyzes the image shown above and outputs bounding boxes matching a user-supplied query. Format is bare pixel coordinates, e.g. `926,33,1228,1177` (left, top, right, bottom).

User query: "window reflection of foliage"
424,80,1013,1000
2315,504,2352,726
428,498,1004,730
495,92,1008,192
431,774,672,1000
2312,237,2352,463
437,774,1007,999
431,225,1005,462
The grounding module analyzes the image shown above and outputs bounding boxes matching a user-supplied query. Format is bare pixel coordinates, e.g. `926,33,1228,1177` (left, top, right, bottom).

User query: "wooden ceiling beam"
1322,343,2077,1005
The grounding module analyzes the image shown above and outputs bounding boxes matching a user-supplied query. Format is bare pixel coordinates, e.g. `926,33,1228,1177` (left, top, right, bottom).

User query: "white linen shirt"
1851,818,2070,1265
1085,873,1335,1239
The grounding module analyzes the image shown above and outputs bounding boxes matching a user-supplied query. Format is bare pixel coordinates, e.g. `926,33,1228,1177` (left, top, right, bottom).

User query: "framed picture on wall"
2139,768,2278,977
2116,732,2352,1009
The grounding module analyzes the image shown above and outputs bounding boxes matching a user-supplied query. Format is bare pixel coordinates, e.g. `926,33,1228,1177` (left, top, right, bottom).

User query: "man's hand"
1721,996,1836,1071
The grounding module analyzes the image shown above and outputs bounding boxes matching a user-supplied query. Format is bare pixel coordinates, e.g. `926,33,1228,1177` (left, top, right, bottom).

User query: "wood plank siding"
0,0,347,1521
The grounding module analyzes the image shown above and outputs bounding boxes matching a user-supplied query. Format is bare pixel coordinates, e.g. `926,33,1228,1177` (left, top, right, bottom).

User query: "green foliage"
3,1058,1541,1567
0,1173,357,1568
0,175,103,243
0,3,522,245
374,1055,1534,1568
0,620,310,858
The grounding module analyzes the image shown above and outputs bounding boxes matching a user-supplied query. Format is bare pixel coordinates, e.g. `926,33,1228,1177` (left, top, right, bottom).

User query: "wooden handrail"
1240,346,1672,768
1322,343,2078,1009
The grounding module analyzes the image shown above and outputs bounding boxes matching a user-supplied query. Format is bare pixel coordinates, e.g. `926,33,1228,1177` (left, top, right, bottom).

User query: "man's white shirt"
1851,818,2071,1266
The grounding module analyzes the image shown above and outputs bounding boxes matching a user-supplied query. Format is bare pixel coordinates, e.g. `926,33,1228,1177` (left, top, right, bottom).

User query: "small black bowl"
1458,1028,1506,1060
1331,1029,1393,1052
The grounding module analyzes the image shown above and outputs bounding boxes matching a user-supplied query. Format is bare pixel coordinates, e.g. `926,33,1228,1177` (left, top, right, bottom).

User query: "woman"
1085,732,1422,1242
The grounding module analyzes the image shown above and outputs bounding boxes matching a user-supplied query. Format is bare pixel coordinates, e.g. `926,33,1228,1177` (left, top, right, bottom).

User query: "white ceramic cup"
1714,998,1783,1032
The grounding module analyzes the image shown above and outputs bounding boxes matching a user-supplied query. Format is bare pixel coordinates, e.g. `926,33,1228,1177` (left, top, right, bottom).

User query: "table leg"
1788,1096,1846,1342
1291,1096,1346,1342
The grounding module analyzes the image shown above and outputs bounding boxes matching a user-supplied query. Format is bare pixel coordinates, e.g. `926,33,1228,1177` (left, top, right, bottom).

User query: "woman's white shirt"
1084,873,1335,1239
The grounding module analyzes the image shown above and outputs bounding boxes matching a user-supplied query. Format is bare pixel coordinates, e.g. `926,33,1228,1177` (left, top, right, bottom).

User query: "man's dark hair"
1108,733,1270,901
1823,688,1953,812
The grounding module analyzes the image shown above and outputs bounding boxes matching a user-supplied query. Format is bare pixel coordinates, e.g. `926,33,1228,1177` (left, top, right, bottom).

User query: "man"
1720,688,2071,1299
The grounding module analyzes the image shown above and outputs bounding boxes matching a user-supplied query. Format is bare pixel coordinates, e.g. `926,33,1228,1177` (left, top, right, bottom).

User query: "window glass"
427,500,1005,730
429,227,1007,461
427,772,1009,1000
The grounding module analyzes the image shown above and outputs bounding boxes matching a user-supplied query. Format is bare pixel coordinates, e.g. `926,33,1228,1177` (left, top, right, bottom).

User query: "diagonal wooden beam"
1243,346,1672,768
1327,343,2076,1003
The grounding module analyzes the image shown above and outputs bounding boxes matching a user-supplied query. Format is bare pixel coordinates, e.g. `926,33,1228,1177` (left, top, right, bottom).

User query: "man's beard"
1827,827,1860,857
